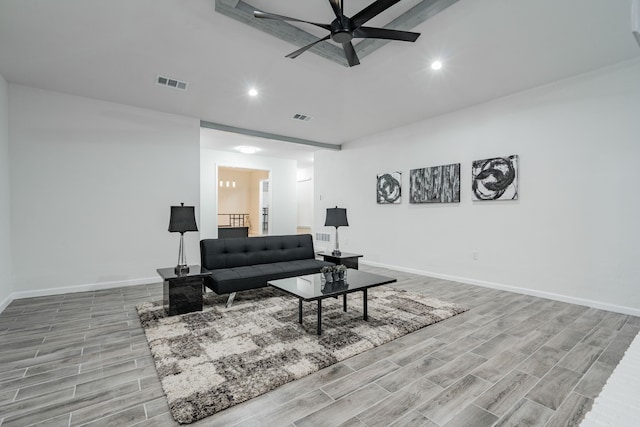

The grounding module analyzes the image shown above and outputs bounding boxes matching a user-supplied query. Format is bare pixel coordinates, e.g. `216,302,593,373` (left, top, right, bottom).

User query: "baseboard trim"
4,264,639,317
8,276,159,302
361,260,640,317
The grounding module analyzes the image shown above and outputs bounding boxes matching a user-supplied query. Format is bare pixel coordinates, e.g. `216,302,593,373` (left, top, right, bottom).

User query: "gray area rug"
137,286,467,424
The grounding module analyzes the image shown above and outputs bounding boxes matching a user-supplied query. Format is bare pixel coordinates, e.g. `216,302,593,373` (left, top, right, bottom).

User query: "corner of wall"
0,292,13,314
0,73,13,313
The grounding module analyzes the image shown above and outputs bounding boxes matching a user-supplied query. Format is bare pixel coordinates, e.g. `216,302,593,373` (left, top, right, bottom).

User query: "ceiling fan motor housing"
331,18,354,43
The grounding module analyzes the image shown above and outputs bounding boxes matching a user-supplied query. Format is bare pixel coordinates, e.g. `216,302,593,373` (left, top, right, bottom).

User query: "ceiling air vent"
156,75,188,91
292,113,312,122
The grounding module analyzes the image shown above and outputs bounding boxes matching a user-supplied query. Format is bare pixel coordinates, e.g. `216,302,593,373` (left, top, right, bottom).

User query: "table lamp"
168,203,198,274
324,206,348,256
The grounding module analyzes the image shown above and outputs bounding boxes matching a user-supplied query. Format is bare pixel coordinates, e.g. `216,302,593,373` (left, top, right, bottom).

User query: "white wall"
297,166,314,229
315,59,640,315
9,85,200,295
0,74,12,310
200,144,298,239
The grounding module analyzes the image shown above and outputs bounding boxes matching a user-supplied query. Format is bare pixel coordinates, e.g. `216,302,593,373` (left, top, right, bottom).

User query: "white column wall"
9,85,200,295
297,166,314,230
315,59,640,314
200,146,298,239
0,74,12,310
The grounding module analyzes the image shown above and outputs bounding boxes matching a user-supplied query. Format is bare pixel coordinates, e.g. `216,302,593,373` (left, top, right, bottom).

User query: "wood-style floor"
0,265,638,426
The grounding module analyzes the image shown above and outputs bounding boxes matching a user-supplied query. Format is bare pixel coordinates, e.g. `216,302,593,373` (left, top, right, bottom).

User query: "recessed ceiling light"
237,146,259,154
248,88,258,97
431,60,443,70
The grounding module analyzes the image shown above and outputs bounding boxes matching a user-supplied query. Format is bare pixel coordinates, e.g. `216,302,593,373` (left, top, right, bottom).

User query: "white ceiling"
1,0,639,154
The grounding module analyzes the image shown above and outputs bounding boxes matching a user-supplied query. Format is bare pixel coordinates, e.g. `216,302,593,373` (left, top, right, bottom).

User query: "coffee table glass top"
268,269,396,301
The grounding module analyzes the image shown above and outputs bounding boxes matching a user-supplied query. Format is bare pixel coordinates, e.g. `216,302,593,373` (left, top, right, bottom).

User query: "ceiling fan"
253,0,421,67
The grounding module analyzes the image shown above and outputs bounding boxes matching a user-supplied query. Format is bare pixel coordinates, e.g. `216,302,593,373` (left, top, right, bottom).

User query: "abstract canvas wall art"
409,163,460,203
376,172,402,204
472,155,519,201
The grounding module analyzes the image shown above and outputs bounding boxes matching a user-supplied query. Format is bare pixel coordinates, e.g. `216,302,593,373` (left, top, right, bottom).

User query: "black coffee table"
268,269,397,335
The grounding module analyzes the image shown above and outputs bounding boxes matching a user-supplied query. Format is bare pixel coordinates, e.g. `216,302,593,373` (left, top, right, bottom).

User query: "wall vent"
316,232,331,242
293,113,312,122
156,75,188,91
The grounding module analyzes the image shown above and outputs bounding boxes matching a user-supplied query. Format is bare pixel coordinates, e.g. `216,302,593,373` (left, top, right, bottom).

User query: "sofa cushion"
205,259,334,294
201,234,316,270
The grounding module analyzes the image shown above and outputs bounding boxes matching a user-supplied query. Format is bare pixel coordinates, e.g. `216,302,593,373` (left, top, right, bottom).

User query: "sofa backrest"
200,234,316,270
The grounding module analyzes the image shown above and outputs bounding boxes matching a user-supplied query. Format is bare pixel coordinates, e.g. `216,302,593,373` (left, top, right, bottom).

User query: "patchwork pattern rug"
136,286,467,424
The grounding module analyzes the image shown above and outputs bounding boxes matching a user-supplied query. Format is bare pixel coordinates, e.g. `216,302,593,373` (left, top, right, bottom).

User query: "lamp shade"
168,203,198,233
324,207,348,228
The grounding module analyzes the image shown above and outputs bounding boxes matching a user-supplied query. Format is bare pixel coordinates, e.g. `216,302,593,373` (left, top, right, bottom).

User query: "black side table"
157,265,212,316
317,252,364,270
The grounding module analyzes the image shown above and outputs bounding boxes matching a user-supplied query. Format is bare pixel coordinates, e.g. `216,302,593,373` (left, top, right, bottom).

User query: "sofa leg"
225,292,236,308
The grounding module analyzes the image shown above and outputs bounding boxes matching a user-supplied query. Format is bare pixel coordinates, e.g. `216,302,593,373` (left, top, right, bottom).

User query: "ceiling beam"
200,120,341,151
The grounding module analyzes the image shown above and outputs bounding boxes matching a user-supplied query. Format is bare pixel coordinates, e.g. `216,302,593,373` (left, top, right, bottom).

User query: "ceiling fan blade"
352,0,401,28
353,26,420,42
286,35,331,59
342,42,360,67
254,11,331,31
328,0,342,20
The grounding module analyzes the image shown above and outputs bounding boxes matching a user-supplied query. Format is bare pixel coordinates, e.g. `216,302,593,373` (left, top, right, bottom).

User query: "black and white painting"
472,155,519,201
377,172,402,204
409,163,460,204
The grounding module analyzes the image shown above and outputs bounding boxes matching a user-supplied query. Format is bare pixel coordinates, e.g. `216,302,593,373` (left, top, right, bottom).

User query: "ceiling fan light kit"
254,0,421,67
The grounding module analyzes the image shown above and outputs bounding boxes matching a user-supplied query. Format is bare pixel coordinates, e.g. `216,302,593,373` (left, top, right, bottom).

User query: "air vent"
293,113,312,122
156,75,188,91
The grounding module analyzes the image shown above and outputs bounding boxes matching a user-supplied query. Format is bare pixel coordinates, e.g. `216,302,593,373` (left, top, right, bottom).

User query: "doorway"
217,166,270,237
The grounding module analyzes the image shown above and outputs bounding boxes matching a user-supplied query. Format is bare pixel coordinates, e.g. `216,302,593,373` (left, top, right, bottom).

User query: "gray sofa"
200,234,334,306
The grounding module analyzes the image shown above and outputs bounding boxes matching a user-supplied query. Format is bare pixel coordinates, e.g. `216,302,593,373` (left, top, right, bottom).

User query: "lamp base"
332,249,342,256
175,265,190,275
